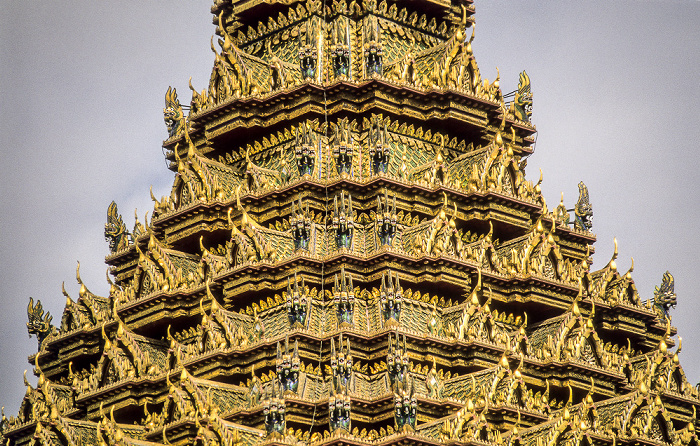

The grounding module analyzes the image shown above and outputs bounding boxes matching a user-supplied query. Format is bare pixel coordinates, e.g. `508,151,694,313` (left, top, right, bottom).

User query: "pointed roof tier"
5,1,699,445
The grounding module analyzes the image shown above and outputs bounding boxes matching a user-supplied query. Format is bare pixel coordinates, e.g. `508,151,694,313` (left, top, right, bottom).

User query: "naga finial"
573,181,593,232
105,201,129,253
164,86,185,138
513,71,533,122
653,271,677,320
27,297,54,350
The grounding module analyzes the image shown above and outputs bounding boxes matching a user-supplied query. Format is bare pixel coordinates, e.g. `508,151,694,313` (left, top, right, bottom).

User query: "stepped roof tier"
3,1,698,446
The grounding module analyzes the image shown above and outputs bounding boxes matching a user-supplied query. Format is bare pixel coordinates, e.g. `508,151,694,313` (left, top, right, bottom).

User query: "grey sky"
1,1,699,412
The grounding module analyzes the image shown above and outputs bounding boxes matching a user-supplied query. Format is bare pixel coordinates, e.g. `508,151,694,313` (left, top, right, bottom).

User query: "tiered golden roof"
4,1,697,445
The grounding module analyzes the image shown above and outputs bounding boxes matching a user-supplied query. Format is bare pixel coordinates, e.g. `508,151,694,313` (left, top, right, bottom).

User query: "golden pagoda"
3,1,698,445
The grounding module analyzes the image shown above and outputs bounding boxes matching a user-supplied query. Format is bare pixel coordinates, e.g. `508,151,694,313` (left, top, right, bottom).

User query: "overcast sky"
1,1,699,413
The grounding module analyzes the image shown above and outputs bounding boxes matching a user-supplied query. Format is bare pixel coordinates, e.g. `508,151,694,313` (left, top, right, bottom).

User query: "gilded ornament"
163,86,185,138
104,201,130,253
369,118,390,175
573,181,593,231
276,336,300,394
330,16,351,79
653,271,677,320
286,272,309,327
332,119,354,176
333,266,355,326
295,122,316,177
26,297,55,349
364,15,383,76
299,17,319,80
512,70,533,122
376,190,397,246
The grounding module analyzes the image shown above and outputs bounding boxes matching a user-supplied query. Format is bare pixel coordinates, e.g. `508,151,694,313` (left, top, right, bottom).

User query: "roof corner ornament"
333,192,354,250
330,15,351,80
387,331,408,386
276,336,300,394
27,297,56,350
573,181,593,232
333,266,355,327
328,384,351,432
395,375,417,432
263,378,286,438
105,201,130,253
653,271,677,321
380,271,403,327
333,119,354,177
163,86,185,139
290,198,312,252
286,272,309,328
376,190,397,246
299,17,319,81
513,71,533,123
330,333,354,391
364,15,383,77
369,117,390,175
295,122,316,177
